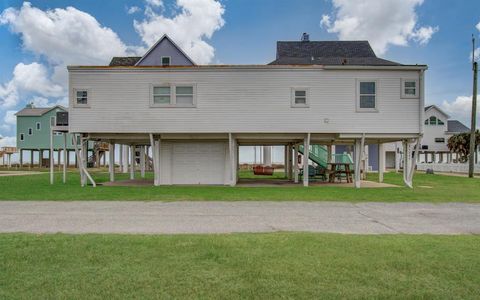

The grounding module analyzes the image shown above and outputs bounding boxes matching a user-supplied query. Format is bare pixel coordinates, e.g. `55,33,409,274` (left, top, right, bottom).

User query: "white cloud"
0,136,16,148
320,15,331,28
29,96,68,108
320,0,438,55
4,110,16,125
134,0,225,64
127,6,141,14
476,21,480,32
0,63,63,108
145,0,163,7
0,2,131,66
0,2,136,91
0,81,18,108
410,26,439,45
13,63,64,96
441,95,480,125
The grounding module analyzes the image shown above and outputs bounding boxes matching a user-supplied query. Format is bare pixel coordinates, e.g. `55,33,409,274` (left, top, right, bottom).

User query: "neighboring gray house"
68,34,426,188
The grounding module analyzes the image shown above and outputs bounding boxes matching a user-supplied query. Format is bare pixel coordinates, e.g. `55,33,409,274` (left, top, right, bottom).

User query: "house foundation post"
129,145,135,180
109,143,115,182
287,144,293,180
30,150,33,169
50,129,54,184
354,140,361,188
140,145,145,178
303,133,310,187
294,143,299,183
402,140,409,184
378,143,384,183
63,134,67,183
19,149,23,168
122,145,129,173
229,133,236,186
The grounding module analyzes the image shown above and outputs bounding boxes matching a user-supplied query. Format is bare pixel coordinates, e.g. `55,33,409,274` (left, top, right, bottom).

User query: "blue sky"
0,0,479,149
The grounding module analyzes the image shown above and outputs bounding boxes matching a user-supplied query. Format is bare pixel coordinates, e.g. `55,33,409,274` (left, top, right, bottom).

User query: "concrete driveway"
0,201,479,235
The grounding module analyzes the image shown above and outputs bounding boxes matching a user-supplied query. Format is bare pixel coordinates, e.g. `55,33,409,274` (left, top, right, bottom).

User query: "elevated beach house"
68,34,427,187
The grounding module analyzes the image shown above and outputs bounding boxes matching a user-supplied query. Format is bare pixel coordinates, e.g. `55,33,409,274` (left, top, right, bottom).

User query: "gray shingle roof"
15,106,67,117
109,57,142,66
269,40,402,66
269,56,401,66
277,41,376,58
447,120,470,133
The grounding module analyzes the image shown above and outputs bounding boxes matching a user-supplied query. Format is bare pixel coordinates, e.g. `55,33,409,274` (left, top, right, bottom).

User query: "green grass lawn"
0,233,479,299
0,169,479,201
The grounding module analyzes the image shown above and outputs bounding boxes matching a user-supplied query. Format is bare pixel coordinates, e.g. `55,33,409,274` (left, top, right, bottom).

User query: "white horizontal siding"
69,69,421,134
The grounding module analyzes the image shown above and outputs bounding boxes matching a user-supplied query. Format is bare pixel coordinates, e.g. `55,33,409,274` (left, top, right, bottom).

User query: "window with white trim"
151,84,195,107
291,88,309,107
75,89,88,105
28,128,33,135
153,86,171,105
36,122,41,130
435,137,445,143
401,79,419,98
161,56,171,66
20,133,24,141
358,81,377,111
175,86,194,105
50,116,56,126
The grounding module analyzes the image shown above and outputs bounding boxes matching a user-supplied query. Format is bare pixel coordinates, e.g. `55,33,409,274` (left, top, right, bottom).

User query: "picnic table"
327,162,353,183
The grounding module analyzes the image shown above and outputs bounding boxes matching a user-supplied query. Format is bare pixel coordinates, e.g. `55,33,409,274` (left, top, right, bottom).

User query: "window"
54,132,63,136
75,89,88,106
425,116,445,126
435,138,445,143
151,84,196,107
176,86,194,105
401,79,419,98
36,122,41,130
291,88,309,107
20,133,24,141
28,128,33,135
153,86,171,104
50,116,56,126
161,56,171,66
357,81,377,111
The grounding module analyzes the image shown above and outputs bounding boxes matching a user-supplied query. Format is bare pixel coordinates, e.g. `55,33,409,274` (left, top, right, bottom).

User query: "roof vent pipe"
301,32,309,42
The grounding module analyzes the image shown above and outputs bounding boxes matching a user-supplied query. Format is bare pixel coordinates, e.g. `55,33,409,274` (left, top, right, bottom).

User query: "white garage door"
172,142,226,184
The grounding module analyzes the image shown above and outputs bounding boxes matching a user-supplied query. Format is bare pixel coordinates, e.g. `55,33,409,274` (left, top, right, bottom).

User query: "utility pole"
469,35,478,178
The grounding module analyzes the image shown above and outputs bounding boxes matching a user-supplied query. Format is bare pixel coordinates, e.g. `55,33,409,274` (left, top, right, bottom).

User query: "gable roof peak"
134,34,196,66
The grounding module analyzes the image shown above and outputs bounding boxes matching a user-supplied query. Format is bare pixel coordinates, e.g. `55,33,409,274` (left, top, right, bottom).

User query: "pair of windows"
152,85,195,107
292,81,378,110
357,79,419,111
20,133,24,141
424,116,444,125
28,128,33,135
36,122,41,130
